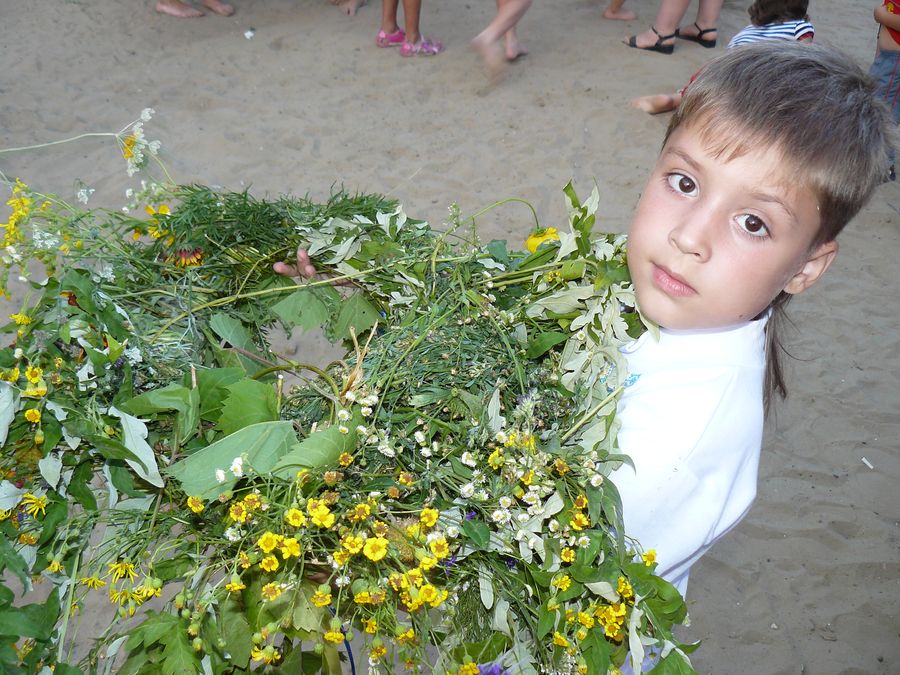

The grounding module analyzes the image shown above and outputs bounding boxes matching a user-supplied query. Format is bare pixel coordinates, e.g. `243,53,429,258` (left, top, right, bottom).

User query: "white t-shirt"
611,319,767,596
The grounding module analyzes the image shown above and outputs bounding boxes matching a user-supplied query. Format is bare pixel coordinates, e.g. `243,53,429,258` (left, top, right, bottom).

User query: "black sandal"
625,26,676,55
675,22,717,48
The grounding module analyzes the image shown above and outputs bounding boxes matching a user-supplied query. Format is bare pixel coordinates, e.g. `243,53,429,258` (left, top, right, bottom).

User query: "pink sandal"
399,38,443,57
376,29,405,48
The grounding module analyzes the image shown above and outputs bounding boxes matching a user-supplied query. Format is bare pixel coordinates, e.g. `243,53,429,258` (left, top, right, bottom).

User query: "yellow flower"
22,384,47,398
18,532,38,546
323,630,344,645
280,537,301,559
429,537,450,559
577,611,595,628
488,448,504,470
311,590,332,607
238,551,252,569
553,575,572,592
347,502,371,523
242,493,263,511
353,591,372,604
225,577,246,593
1,367,19,382
553,458,570,475
21,493,47,518
552,631,569,648
363,536,389,562
332,550,351,566
574,494,588,509
108,560,138,583
341,534,364,554
363,618,378,634
419,508,439,529
47,559,64,574
521,469,535,486
168,248,204,268
396,627,416,645
24,365,42,384
338,452,354,467
569,511,590,531
642,549,657,566
121,134,137,160
0,509,11,521
311,509,335,529
617,576,634,602
525,227,559,253
186,496,204,513
560,547,576,563
398,471,415,486
251,646,280,664
108,588,130,605
419,584,439,605
459,665,479,675
370,645,387,660
257,531,282,553
228,502,249,523
261,582,284,601
145,204,170,220
79,576,107,589
260,555,279,572
418,555,437,571
284,507,307,527
9,313,31,326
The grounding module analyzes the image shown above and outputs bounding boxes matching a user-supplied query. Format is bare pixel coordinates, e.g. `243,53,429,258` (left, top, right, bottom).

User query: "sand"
1,0,898,672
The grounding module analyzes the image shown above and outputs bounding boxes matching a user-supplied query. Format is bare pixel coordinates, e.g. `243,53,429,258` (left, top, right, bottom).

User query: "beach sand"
1,0,898,672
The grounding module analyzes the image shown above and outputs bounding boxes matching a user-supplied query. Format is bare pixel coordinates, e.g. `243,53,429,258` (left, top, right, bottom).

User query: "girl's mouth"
652,264,697,297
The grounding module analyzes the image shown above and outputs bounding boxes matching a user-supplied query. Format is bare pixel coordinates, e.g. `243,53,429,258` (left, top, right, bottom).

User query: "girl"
376,0,442,57
630,0,813,114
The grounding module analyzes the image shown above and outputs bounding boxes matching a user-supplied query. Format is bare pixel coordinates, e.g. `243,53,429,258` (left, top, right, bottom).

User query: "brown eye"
736,214,770,237
667,173,698,196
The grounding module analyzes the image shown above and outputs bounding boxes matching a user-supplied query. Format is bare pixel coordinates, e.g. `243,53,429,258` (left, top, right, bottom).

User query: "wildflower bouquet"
1,129,697,674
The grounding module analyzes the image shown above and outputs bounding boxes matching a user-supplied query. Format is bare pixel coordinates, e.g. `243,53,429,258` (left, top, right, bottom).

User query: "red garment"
885,0,900,45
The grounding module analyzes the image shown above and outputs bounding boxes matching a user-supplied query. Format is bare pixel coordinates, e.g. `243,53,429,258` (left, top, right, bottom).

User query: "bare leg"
155,0,204,17
472,0,532,78
629,91,682,114
201,0,234,16
336,0,367,17
401,0,422,44
625,0,690,49
381,0,401,34
676,0,721,41
603,0,636,21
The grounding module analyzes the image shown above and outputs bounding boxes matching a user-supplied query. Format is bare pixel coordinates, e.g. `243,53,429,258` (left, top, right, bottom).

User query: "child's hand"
273,247,317,280
875,4,900,30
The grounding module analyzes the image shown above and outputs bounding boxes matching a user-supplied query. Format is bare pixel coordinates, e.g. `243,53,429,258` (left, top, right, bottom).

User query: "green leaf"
460,520,491,550
649,650,696,674
88,435,143,468
536,604,558,640
270,416,360,479
208,313,254,351
37,499,68,546
272,286,339,332
109,407,165,488
220,596,252,668
120,383,200,444
184,367,244,421
167,421,299,499
525,332,569,359
160,627,197,674
216,379,278,435
151,555,194,583
127,612,181,652
0,537,29,588
291,584,326,633
329,293,381,341
0,589,59,641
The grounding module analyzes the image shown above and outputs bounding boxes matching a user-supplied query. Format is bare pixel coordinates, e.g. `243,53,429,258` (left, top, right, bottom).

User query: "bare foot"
629,93,680,114
472,34,507,83
603,8,637,21
504,32,528,61
201,0,235,15
156,0,204,18
336,0,366,16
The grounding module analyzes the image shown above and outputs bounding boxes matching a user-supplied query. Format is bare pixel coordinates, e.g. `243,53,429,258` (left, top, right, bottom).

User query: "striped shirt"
727,19,815,48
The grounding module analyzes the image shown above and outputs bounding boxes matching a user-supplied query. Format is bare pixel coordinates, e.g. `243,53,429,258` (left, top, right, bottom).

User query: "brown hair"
665,41,894,409
748,0,809,26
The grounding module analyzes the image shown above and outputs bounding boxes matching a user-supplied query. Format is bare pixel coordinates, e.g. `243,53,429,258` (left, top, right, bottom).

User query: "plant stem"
560,385,624,443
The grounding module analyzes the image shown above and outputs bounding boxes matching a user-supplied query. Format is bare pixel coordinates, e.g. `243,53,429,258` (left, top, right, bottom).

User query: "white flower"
378,444,396,458
516,512,530,523
461,451,477,468
446,526,459,538
361,406,373,417
414,430,427,445
590,474,604,487
338,425,349,434
499,496,513,509
343,391,357,403
477,490,489,501
123,346,143,365
215,469,226,483
355,425,368,435
527,504,545,517
548,519,560,533
471,470,484,481
140,108,155,122
224,527,241,542
13,348,23,359
494,431,508,444
230,457,244,477
335,575,351,588
419,446,432,458
523,492,540,506
76,187,95,204
459,483,475,499
337,409,351,421
491,509,511,524
362,395,379,407
577,535,591,548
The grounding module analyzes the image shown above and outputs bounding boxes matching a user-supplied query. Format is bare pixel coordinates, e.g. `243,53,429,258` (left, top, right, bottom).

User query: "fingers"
273,248,316,279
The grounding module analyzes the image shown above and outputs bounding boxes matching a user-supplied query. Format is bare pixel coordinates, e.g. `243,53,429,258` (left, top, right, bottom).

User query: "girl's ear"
783,240,838,295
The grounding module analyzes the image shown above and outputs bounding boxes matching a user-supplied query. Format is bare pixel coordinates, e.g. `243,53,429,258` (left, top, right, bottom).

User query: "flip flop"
675,22,717,48
625,26,676,55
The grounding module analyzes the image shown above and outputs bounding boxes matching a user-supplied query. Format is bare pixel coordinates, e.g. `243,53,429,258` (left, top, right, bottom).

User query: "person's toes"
156,0,204,17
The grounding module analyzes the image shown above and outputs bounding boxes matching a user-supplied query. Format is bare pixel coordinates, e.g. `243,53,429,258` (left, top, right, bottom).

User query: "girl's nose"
668,212,713,261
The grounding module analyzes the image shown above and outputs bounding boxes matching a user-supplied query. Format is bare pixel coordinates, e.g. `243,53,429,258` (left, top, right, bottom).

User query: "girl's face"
627,124,837,331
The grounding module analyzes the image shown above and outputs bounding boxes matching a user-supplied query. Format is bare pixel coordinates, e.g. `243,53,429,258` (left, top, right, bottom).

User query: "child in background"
630,0,813,114
613,40,892,600
376,0,442,57
471,0,533,81
603,0,637,21
871,0,900,180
